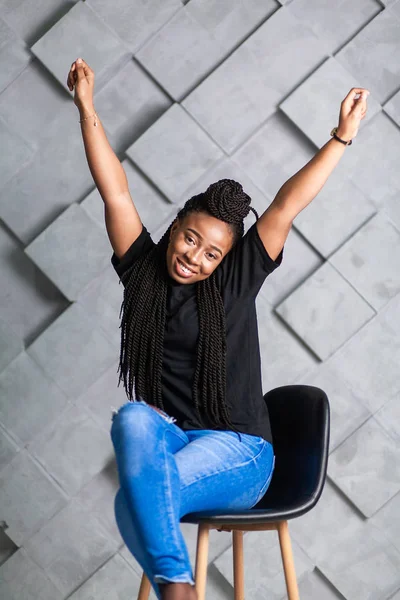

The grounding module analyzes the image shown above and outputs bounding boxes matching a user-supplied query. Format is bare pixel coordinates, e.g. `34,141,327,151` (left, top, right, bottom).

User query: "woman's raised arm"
68,58,142,258
256,88,370,261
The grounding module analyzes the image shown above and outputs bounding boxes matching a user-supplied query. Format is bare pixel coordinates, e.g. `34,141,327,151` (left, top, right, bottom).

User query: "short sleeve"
215,221,283,299
111,223,155,281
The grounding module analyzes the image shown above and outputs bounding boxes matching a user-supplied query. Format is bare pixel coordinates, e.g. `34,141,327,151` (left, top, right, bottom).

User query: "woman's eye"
185,236,215,259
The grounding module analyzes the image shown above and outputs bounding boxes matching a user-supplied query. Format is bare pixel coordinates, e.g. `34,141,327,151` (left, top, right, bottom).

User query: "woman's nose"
186,249,201,266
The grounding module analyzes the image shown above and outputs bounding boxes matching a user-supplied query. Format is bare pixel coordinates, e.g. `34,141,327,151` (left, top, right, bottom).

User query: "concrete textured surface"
1,1,400,599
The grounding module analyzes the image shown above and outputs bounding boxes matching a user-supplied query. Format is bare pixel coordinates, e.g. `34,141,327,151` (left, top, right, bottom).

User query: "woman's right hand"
67,58,95,112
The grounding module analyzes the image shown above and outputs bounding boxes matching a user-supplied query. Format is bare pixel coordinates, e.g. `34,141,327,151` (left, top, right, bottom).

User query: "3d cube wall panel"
286,0,381,54
330,211,400,311
182,5,328,153
280,57,382,148
295,361,371,452
31,1,132,95
25,203,112,301
86,0,181,54
1,1,400,599
135,0,277,101
291,168,376,258
0,100,95,244
92,58,172,153
0,352,68,446
23,498,119,597
275,261,375,360
0,0,80,47
324,294,400,414
126,103,224,201
214,529,314,600
328,416,400,517
65,552,153,600
0,449,67,546
0,548,63,600
384,87,400,127
336,5,400,104
0,17,31,94
231,111,316,200
339,111,400,208
27,402,113,496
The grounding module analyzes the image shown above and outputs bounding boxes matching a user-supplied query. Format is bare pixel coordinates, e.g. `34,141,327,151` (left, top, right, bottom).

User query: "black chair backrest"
258,385,330,512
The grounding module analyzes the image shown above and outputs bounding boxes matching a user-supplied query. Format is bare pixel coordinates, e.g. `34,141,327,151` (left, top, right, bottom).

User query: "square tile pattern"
336,7,400,104
136,0,277,101
31,1,131,95
25,203,112,301
275,261,375,360
183,5,327,152
328,416,400,517
330,212,400,311
1,1,400,599
126,103,223,201
280,57,382,148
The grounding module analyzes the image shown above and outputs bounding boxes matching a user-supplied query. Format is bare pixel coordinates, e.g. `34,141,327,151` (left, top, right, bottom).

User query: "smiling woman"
70,56,283,600
166,211,234,282
107,174,284,600
69,53,369,600
113,179,267,433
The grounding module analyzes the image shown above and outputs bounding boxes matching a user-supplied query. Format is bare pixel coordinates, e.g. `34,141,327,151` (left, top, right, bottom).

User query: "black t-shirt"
111,221,283,443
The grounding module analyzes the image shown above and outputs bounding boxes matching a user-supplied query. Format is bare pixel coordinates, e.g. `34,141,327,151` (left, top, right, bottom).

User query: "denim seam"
161,426,185,554
180,440,272,491
154,574,195,585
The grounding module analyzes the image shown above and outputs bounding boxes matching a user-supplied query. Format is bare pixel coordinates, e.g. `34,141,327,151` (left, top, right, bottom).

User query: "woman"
67,58,368,600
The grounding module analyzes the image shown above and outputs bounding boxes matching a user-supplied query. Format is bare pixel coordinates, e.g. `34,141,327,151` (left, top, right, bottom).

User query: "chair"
137,384,330,600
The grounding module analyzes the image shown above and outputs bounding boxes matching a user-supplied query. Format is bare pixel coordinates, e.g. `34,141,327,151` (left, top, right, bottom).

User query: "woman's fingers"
67,61,77,90
67,58,94,92
355,93,368,118
341,87,369,114
78,58,94,81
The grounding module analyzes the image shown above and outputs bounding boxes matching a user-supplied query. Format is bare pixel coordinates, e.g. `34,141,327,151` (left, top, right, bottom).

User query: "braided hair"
117,179,259,432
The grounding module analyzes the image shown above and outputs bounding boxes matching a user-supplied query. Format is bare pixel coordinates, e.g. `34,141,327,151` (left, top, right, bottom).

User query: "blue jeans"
110,400,275,600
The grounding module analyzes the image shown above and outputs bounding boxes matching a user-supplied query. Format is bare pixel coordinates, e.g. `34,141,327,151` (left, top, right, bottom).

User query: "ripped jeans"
110,399,275,600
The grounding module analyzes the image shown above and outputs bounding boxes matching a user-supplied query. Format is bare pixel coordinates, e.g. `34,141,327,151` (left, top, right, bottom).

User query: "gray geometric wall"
1,0,400,598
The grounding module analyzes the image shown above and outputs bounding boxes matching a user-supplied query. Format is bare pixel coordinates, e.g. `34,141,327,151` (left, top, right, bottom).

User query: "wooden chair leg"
195,523,210,600
232,530,245,600
137,572,151,600
277,521,300,600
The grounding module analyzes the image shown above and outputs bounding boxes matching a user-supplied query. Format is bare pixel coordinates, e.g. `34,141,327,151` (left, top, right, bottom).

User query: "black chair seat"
181,497,317,525
181,384,330,526
138,385,330,600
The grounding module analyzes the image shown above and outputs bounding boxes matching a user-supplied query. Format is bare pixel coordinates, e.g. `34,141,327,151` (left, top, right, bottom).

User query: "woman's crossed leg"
110,400,274,600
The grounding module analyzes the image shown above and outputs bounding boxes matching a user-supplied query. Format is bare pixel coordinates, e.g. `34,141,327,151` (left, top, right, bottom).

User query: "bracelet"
79,111,98,127
330,126,352,146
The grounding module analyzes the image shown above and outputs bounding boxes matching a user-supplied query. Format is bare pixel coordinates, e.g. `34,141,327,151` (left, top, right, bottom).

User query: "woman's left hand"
337,87,370,142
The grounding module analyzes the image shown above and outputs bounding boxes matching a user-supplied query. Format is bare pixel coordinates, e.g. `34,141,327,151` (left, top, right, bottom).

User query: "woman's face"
166,212,234,284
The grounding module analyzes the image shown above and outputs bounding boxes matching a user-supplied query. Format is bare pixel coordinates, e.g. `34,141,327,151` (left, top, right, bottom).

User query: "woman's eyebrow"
187,228,222,256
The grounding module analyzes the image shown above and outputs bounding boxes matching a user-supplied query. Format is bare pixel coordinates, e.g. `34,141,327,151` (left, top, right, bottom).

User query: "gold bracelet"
79,112,98,126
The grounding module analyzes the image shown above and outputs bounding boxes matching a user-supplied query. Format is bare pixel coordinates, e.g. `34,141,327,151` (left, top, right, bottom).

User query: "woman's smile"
166,212,234,284
175,257,197,278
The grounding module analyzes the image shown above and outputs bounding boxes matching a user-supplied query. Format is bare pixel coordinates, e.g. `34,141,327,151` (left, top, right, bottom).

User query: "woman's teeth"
178,259,193,274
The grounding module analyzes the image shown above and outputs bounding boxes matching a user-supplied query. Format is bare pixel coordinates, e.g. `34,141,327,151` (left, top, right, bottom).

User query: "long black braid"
117,179,259,433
